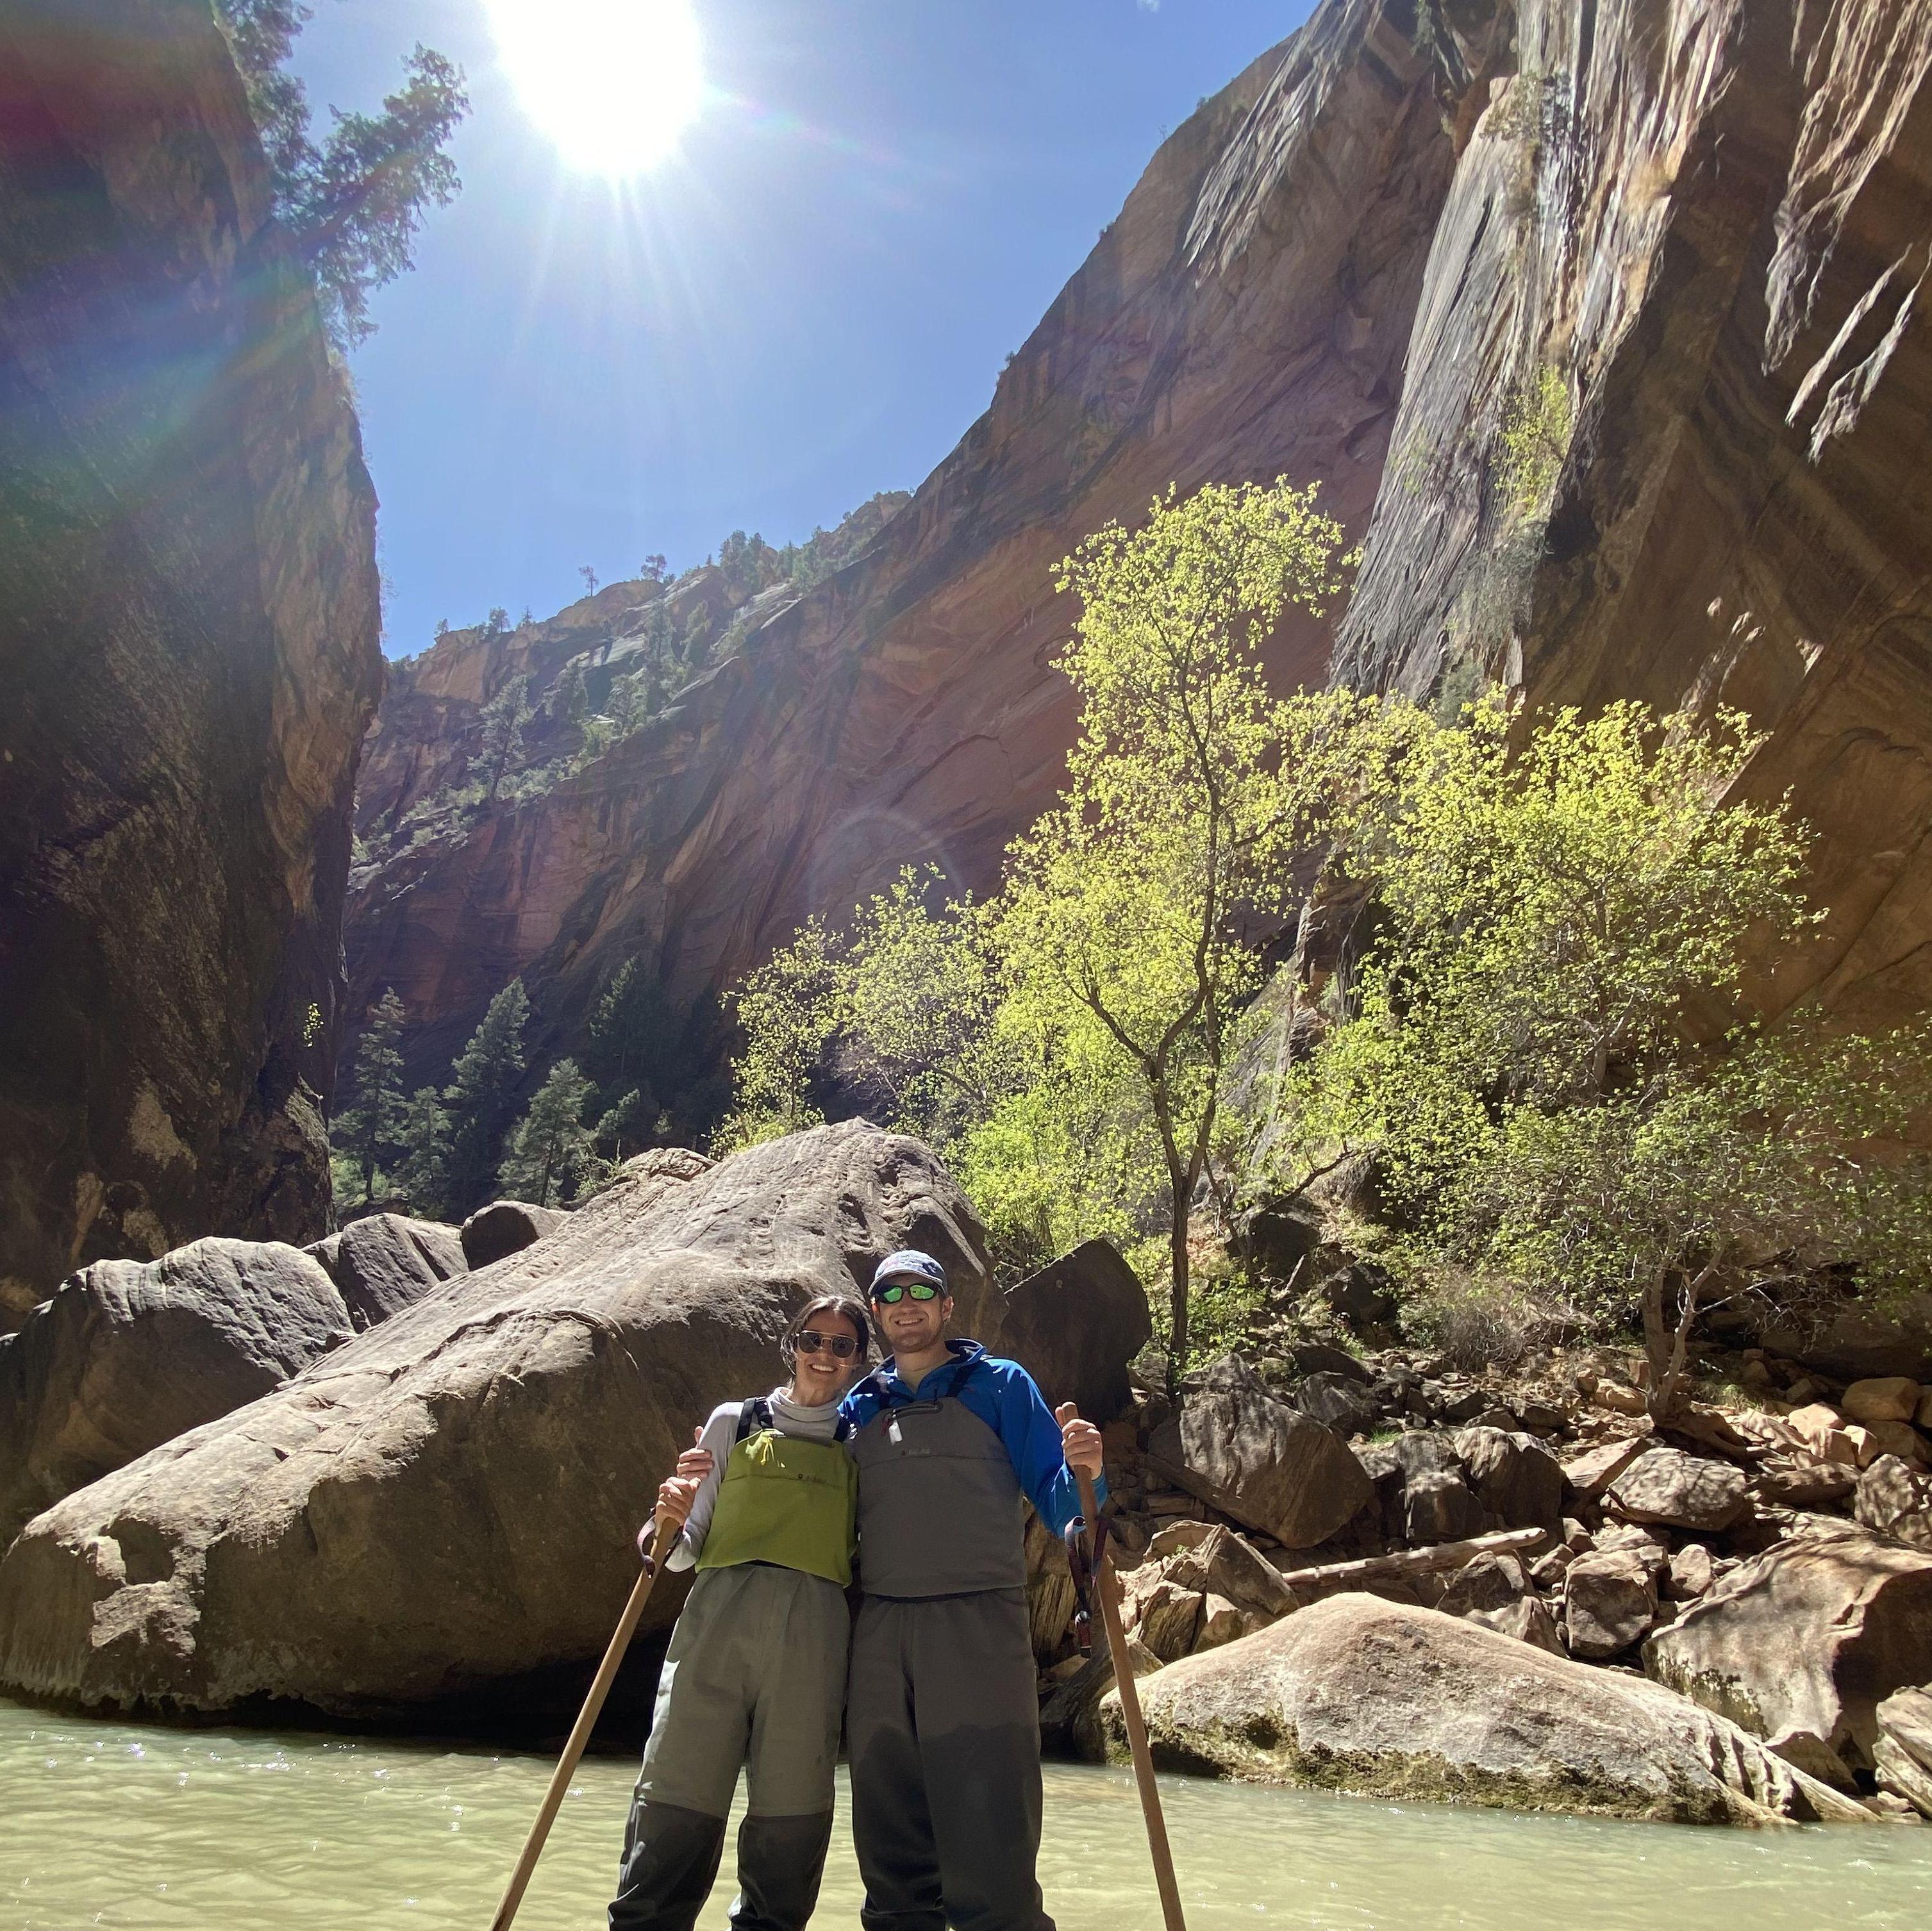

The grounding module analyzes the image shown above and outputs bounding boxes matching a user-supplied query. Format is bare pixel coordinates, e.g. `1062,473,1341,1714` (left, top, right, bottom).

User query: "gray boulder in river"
0,1238,354,1552
1644,1527,1932,1787
1091,1593,1868,1825
0,1125,1017,1719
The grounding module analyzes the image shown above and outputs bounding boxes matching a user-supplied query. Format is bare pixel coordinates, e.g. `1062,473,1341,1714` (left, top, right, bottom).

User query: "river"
3,1696,1929,1929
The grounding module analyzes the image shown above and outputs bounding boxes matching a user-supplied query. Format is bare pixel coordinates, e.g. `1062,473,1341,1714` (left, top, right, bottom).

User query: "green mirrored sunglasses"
871,1279,942,1304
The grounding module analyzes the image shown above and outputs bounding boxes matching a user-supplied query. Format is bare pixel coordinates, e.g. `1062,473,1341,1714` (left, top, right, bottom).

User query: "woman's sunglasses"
870,1280,941,1304
794,1330,861,1358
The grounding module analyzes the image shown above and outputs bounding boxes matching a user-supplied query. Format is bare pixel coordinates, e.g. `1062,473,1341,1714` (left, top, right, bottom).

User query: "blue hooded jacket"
839,1338,1103,1539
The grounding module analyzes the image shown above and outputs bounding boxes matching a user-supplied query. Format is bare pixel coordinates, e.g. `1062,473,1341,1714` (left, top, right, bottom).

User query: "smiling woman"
485,0,705,175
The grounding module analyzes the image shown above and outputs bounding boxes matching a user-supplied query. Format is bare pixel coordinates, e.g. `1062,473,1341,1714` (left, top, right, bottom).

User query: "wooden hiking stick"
1074,1464,1187,1931
487,1514,681,1931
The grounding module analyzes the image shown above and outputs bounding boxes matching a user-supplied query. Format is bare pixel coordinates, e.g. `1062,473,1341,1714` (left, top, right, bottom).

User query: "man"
840,1248,1103,1931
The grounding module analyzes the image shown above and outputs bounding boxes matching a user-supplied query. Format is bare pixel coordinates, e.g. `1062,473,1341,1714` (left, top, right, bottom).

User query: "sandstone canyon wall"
0,0,383,1327
346,0,1932,1106
344,0,1502,1085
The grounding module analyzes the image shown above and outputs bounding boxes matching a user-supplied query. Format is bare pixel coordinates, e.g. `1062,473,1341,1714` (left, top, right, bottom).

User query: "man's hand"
1055,1402,1104,1479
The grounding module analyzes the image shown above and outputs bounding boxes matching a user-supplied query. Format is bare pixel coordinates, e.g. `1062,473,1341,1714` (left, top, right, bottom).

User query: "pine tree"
394,1086,453,1218
442,980,530,1211
501,1059,598,1207
554,660,589,728
478,674,531,800
341,987,408,1202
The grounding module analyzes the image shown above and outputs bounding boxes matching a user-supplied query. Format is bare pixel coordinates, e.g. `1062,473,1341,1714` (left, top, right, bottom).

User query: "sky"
290,1,1313,657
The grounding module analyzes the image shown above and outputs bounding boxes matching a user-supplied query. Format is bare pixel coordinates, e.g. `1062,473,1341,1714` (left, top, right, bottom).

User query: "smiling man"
839,1248,1104,1931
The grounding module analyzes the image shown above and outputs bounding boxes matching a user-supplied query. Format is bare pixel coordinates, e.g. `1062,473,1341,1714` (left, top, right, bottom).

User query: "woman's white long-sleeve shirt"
665,1385,846,1572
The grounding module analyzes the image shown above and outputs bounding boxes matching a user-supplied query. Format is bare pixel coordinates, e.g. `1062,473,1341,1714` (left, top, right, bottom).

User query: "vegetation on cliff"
215,1,469,350
724,482,1932,1400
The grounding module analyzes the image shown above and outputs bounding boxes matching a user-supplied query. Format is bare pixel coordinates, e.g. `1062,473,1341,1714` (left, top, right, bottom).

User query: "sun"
487,0,705,176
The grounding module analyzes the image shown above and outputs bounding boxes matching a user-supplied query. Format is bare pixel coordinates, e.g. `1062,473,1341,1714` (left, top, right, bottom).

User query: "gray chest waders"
846,1359,1055,1931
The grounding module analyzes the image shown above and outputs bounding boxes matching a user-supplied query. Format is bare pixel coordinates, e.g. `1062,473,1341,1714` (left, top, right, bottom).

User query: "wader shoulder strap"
735,1396,773,1443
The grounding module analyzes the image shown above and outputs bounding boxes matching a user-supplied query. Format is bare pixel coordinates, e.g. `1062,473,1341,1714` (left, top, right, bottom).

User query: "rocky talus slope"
0,0,382,1327
344,0,1932,1103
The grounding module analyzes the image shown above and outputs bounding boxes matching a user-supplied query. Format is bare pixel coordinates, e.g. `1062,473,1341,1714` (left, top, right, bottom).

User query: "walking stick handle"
487,1514,682,1931
1075,1463,1188,1931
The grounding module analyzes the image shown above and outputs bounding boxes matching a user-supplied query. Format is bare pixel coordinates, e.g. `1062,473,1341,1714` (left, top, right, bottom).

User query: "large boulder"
0,1239,352,1551
1644,1529,1932,1786
1146,1356,1372,1550
458,1199,572,1270
1606,1448,1747,1533
1454,1427,1564,1535
306,1214,467,1329
0,1124,992,1718
998,1239,1152,1425
1563,1548,1659,1661
1090,1594,1865,1824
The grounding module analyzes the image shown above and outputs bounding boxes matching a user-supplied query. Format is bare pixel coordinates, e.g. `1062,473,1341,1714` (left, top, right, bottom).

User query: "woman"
609,1293,871,1931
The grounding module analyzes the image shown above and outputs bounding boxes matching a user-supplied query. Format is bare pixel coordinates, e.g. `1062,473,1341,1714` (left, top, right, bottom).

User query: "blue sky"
292,2,1311,656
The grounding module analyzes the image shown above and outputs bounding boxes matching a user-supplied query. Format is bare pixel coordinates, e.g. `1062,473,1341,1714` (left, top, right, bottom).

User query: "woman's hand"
1054,1402,1104,1479
676,1423,714,1486
656,1473,701,1528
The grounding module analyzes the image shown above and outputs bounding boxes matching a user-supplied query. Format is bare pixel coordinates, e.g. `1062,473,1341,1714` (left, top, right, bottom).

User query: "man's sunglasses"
871,1280,942,1304
795,1330,861,1359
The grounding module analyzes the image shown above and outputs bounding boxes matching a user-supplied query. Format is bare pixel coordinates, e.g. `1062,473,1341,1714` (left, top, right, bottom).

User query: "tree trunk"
1168,1205,1190,1398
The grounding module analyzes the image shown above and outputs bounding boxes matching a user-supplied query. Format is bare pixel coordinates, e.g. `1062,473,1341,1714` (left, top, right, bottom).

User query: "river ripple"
3,1696,1929,1929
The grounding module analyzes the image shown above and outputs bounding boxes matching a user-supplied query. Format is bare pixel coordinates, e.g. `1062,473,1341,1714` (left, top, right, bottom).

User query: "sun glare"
487,0,705,176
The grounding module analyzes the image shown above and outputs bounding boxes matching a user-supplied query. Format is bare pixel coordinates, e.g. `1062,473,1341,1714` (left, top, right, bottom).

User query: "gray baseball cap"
869,1250,947,1295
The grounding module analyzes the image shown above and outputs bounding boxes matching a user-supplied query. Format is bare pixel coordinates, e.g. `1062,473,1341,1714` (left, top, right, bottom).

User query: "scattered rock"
1292,1370,1379,1434
0,1125,994,1718
1561,1437,1651,1498
458,1199,571,1270
1466,1595,1565,1656
1592,1382,1649,1417
0,1239,352,1550
1404,1468,1483,1544
1091,1594,1866,1823
1875,1686,1932,1819
1563,1550,1658,1659
1753,1454,1858,1508
306,1214,466,1330
1666,1544,1717,1600
999,1239,1153,1426
1608,1448,1747,1533
1321,1262,1399,1334
1843,1378,1924,1425
1194,1594,1250,1652
1130,1579,1206,1662
1454,1427,1565,1534
1644,1529,1932,1786
1857,1456,1932,1550
1158,1522,1299,1620
1145,1356,1372,1550
1435,1552,1527,1617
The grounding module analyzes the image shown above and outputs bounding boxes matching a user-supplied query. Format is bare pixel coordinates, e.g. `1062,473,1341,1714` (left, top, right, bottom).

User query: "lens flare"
487,0,705,176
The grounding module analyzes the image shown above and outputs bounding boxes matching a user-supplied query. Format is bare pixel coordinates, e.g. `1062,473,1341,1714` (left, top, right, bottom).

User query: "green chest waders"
697,1411,859,1587
612,1398,858,1931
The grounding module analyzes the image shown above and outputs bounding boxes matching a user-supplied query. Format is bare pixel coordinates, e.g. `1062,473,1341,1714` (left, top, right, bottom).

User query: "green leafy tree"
501,1059,599,1207
1287,691,1932,1415
477,674,531,801
394,1086,453,1218
442,980,530,1211
338,987,408,1203
215,6,467,351
725,481,1365,1364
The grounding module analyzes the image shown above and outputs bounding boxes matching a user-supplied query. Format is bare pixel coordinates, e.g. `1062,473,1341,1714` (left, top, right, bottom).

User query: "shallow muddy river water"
4,1696,1931,1930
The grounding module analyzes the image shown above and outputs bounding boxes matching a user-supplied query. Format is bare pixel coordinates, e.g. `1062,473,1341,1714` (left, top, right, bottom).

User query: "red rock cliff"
0,0,383,1325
